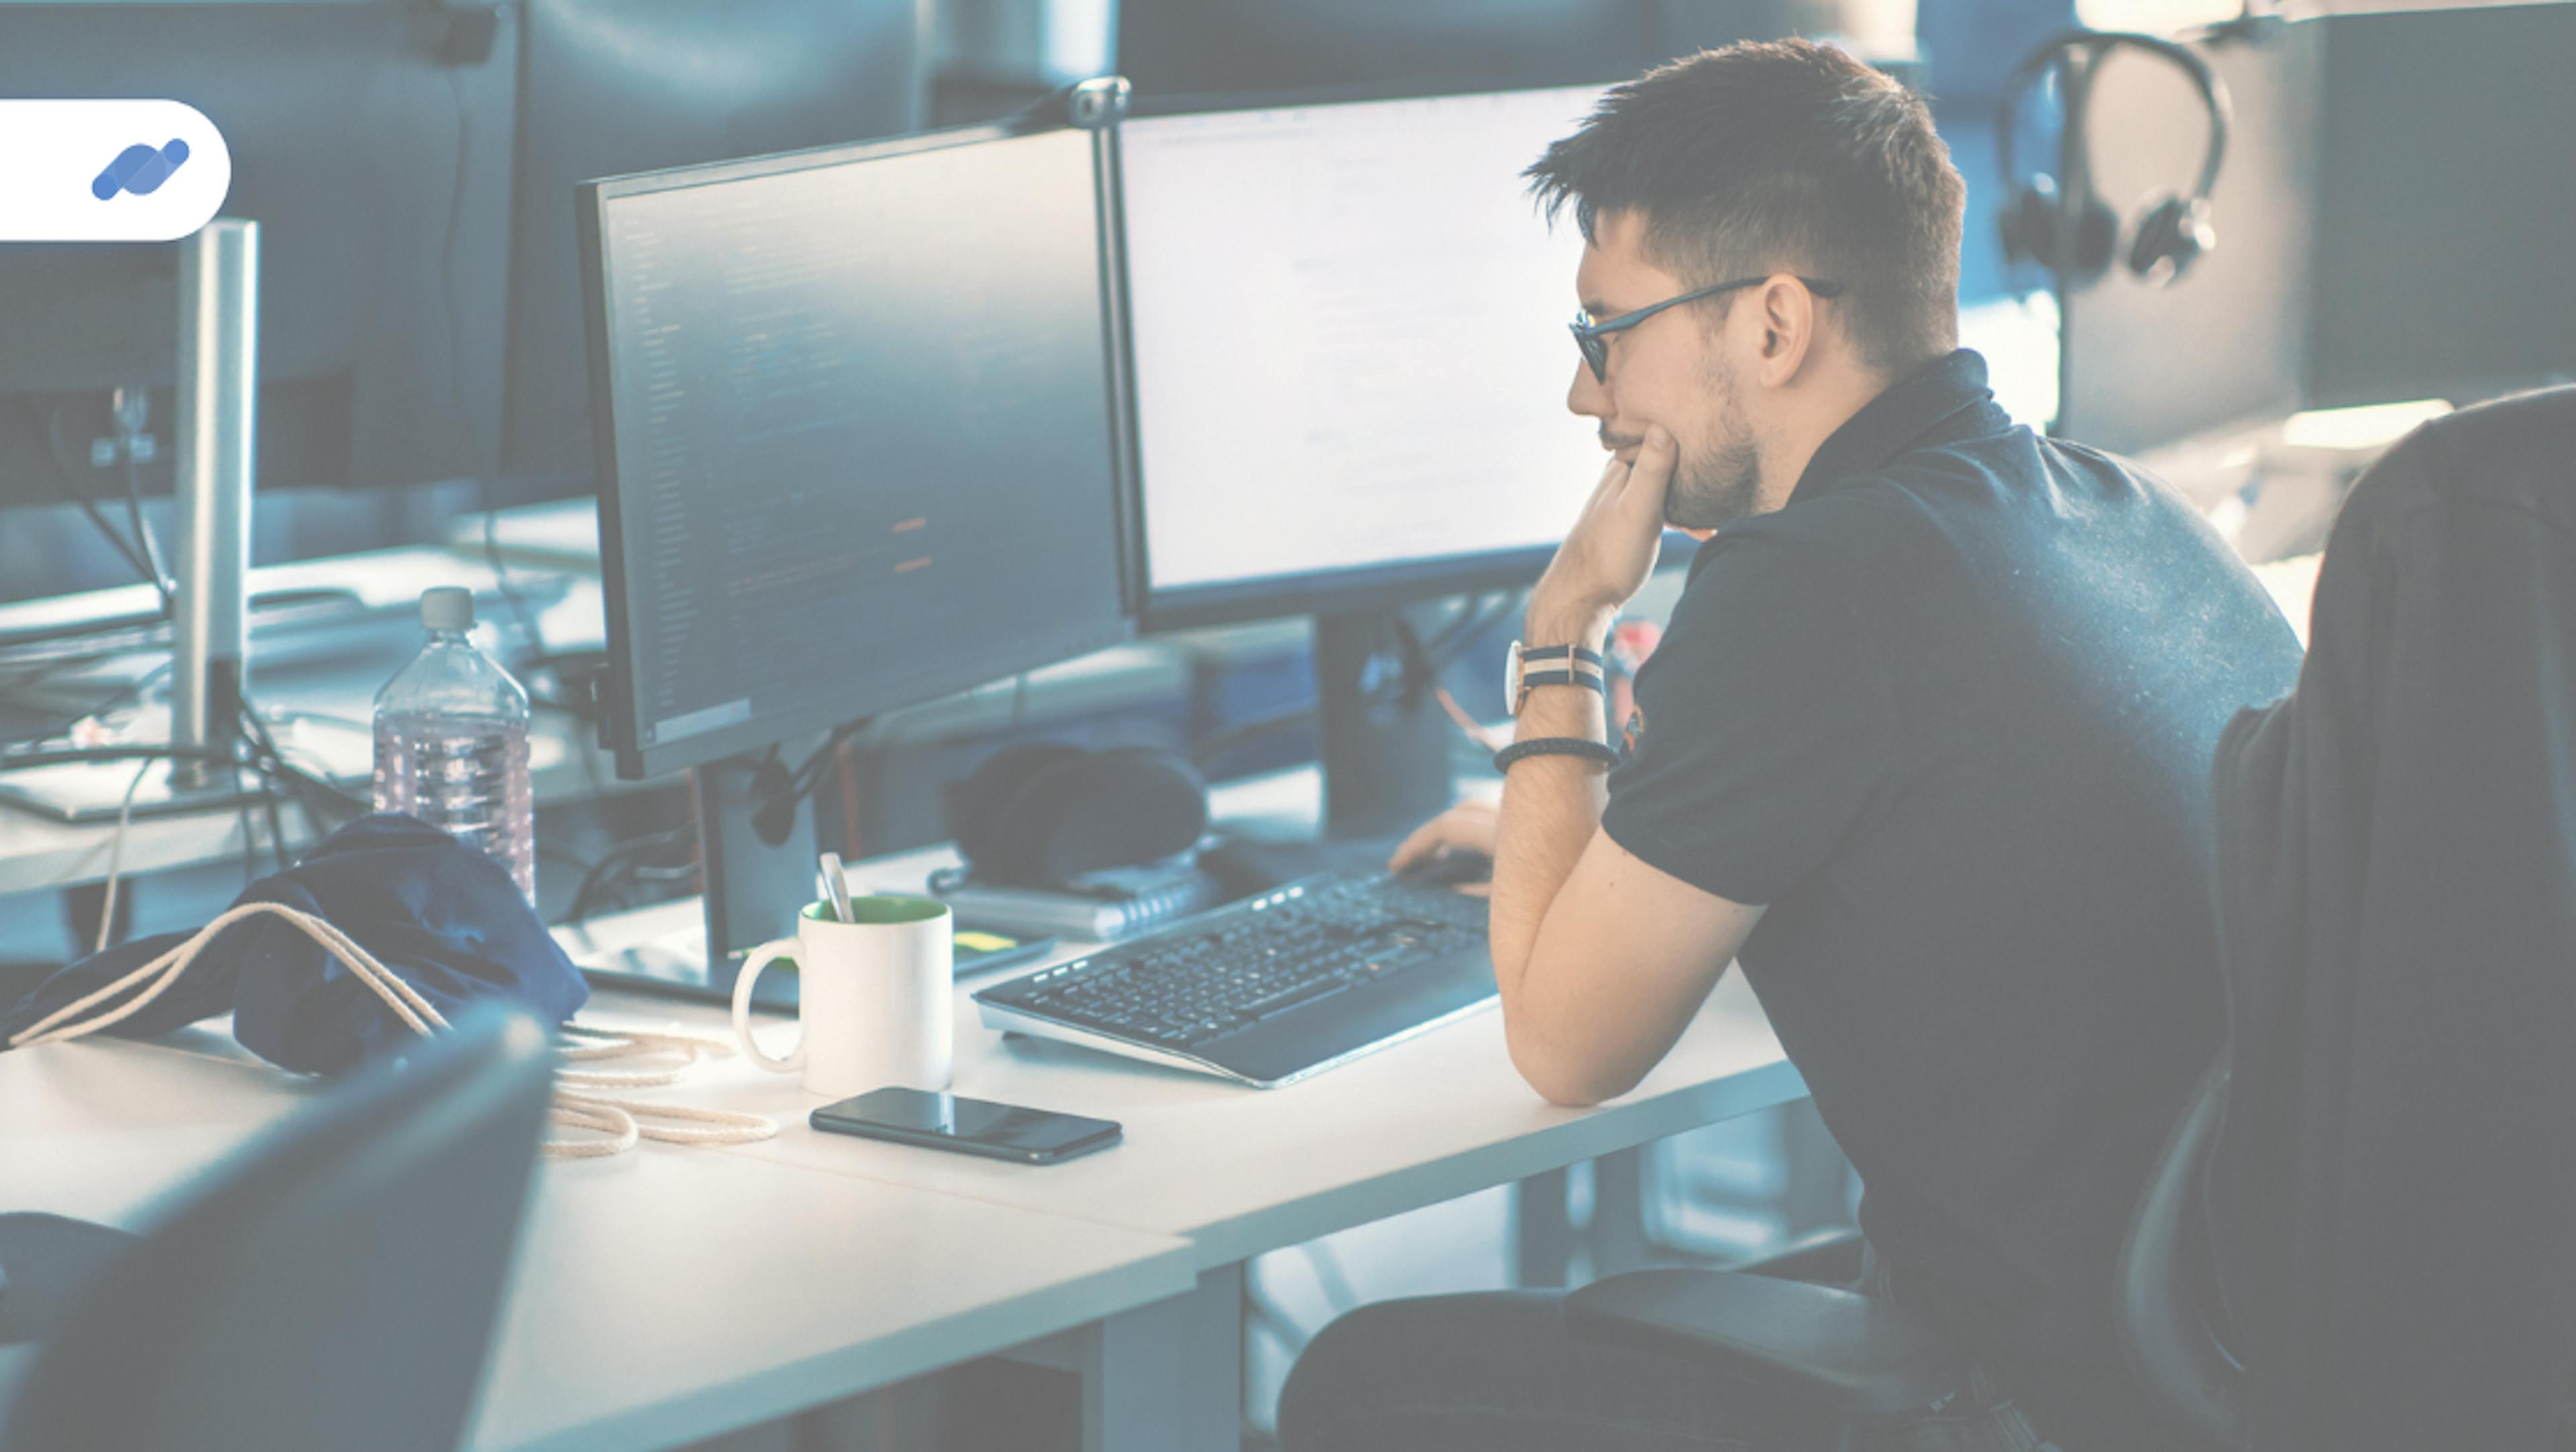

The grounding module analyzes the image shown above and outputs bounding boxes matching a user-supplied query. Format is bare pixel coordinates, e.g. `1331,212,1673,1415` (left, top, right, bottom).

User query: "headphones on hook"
1996,30,2233,289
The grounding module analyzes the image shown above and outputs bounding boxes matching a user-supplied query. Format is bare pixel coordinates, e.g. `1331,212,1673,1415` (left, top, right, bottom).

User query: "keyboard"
973,869,1496,1087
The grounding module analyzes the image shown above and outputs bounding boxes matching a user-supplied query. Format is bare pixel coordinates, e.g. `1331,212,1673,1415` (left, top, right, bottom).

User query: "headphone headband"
1997,29,2232,213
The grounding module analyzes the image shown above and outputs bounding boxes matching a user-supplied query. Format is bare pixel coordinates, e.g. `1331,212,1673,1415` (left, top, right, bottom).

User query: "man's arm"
1399,427,1764,1105
1487,692,1763,1108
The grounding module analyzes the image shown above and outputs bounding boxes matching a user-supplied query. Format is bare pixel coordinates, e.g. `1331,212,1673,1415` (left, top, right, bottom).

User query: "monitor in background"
0,3,518,508
2307,3,2576,409
580,116,1130,967
1113,0,1672,98
2051,21,2322,459
498,0,925,495
1118,85,1607,835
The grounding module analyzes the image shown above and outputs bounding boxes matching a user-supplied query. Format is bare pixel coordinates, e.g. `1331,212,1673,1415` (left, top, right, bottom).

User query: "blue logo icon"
92,138,191,201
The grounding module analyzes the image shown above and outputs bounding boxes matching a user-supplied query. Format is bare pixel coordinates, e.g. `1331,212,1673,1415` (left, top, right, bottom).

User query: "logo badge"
0,101,230,241
93,139,192,200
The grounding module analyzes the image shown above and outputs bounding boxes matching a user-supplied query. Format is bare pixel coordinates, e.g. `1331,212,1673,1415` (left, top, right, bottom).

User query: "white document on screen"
1122,86,1611,594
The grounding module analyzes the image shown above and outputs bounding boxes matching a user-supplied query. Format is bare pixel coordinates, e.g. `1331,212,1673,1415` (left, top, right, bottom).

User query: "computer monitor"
2051,7,2576,457
1120,85,1607,626
2306,3,2576,409
580,112,1131,960
1114,85,1606,835
2051,21,2323,458
1113,0,1672,99
0,3,519,505
498,0,926,495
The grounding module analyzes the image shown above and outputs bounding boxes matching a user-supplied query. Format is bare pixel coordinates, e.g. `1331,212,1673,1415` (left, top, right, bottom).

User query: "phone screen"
811,1087,1121,1161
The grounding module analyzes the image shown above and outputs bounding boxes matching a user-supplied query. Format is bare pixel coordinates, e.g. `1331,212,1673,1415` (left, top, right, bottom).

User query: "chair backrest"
2114,1059,2250,1452
2,1006,554,1452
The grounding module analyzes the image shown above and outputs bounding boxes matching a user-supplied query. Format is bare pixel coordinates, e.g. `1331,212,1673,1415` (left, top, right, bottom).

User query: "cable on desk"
119,433,173,615
559,824,697,925
237,703,370,824
744,715,873,848
244,719,289,877
235,786,260,889
33,398,167,608
90,760,154,955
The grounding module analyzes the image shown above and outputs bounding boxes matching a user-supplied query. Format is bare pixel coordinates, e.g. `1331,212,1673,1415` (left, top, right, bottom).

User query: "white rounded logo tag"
0,99,233,242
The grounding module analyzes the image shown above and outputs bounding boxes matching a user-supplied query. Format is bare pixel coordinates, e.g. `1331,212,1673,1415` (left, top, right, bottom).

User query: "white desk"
557,768,1800,1260
545,769,1801,1441
571,969,1795,1274
5,961,1796,1452
0,1028,1201,1452
7,767,1805,1451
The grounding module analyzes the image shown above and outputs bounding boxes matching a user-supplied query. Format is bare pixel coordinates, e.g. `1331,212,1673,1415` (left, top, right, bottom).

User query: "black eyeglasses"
1569,275,1843,382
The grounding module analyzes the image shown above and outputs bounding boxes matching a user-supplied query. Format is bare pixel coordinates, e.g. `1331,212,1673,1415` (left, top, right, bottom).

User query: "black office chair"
1564,1058,2246,1451
0,1006,555,1452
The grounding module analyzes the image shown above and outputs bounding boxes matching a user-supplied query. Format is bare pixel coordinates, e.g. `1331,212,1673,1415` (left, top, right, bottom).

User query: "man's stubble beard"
1663,360,1765,531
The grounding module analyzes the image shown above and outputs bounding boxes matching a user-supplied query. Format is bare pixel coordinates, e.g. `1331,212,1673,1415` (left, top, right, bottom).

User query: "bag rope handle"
5,901,776,1158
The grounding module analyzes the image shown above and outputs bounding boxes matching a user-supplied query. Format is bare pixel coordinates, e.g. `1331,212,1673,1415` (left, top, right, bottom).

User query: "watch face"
1504,639,1525,717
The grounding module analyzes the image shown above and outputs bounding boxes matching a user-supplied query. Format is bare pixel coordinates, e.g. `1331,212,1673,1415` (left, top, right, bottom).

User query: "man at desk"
1281,40,2302,1452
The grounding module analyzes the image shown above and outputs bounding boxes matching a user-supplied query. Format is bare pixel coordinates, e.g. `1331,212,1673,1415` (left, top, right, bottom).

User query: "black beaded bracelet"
1493,737,1623,772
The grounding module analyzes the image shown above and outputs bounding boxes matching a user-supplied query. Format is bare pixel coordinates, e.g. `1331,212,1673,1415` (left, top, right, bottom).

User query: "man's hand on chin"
1530,423,1677,641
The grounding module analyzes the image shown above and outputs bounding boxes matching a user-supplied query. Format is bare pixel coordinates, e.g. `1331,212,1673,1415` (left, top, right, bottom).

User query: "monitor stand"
0,222,268,823
568,733,846,1010
694,732,828,983
1313,607,1454,841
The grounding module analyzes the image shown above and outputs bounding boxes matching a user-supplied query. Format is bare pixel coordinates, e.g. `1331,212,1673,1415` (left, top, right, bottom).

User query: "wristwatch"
1504,641,1605,717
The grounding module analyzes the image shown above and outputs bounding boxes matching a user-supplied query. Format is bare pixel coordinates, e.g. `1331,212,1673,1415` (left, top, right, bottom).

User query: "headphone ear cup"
948,744,1210,886
1998,176,2118,287
948,743,1087,878
1998,179,2062,271
2067,194,2121,283
1042,747,1208,882
2127,194,2214,285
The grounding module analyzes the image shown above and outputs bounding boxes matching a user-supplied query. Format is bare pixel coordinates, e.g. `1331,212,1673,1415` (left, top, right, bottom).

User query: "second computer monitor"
1121,86,1608,626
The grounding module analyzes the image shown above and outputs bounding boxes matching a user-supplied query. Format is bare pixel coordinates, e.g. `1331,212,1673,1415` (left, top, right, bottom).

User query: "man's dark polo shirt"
1601,349,2303,1446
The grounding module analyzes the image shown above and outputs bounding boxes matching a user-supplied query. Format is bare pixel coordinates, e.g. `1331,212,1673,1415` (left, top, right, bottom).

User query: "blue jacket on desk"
0,814,586,1075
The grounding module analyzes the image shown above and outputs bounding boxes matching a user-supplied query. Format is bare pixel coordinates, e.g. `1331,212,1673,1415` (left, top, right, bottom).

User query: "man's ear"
1754,275,1817,387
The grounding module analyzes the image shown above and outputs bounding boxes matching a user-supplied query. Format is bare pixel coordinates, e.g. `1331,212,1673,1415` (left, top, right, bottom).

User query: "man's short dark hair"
1526,39,1966,374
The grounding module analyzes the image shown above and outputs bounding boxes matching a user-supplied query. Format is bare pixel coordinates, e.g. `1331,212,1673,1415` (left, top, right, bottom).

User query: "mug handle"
731,937,806,1076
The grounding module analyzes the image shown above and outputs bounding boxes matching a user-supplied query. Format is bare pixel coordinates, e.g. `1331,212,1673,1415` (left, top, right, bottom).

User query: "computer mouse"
1399,849,1493,888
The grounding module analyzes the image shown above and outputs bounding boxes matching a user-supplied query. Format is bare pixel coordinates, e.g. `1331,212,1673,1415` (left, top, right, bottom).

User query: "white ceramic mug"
731,897,953,1098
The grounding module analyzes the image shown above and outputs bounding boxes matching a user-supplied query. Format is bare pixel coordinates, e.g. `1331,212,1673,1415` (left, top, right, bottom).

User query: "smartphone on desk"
810,1087,1122,1165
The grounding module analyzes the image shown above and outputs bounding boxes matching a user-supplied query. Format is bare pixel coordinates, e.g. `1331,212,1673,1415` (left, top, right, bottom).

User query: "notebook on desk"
929,860,1224,941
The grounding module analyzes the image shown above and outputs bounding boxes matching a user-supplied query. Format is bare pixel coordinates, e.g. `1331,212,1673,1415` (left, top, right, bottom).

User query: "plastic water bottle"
372,587,535,903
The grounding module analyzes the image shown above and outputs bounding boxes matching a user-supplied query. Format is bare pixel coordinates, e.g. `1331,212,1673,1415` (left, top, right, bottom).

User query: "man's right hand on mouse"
1390,801,1499,889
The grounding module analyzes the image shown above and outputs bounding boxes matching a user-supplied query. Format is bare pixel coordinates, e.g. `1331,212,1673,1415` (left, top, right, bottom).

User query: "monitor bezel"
578,112,1136,781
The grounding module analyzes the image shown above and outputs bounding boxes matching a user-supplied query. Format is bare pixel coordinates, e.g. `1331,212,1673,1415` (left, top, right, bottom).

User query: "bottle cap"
421,586,475,633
